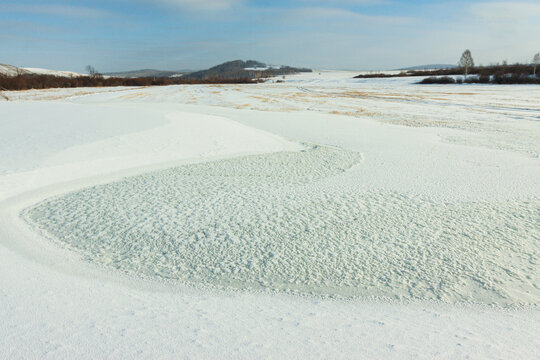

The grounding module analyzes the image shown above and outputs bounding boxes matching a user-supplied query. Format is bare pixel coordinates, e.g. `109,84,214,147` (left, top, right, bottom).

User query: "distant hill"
0,63,28,76
103,69,189,78
397,64,457,71
1,63,83,77
183,60,311,80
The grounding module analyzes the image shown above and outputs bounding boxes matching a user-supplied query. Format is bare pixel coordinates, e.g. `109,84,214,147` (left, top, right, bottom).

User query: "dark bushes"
418,74,540,85
477,74,491,83
354,72,407,78
419,76,456,84
0,74,257,91
492,73,540,84
356,64,540,79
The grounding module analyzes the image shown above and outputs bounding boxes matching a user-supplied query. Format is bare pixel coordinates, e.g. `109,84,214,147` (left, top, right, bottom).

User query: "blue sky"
1,0,539,72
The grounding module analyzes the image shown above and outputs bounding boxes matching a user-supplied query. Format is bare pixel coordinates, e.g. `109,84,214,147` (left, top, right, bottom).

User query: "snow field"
1,72,539,358
0,103,297,201
24,145,539,306
8,71,537,158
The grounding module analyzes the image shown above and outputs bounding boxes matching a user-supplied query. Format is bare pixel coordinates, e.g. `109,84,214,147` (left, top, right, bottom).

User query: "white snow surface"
0,63,83,77
22,67,83,77
1,72,539,358
0,63,29,76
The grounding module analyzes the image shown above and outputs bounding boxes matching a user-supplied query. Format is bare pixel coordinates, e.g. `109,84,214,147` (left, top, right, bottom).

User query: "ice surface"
24,145,539,306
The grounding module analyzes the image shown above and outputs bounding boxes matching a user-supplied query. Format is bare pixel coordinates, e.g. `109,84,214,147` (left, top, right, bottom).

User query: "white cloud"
148,0,243,11
253,6,413,29
469,1,540,20
464,2,540,59
288,6,411,23
299,0,390,5
4,0,540,70
0,4,110,18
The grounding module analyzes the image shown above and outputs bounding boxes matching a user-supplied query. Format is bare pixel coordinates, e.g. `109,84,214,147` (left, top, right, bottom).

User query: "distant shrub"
0,74,257,91
354,72,410,79
478,74,490,83
417,72,540,85
358,63,539,80
464,76,483,83
419,76,456,84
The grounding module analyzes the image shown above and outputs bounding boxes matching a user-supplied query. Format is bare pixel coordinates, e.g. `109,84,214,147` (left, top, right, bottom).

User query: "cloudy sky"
1,0,539,72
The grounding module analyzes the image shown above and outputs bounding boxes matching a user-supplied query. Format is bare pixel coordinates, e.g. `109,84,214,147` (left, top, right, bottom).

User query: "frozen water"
24,145,539,307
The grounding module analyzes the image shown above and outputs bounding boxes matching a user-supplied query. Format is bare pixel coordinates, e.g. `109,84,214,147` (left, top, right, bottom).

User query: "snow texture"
24,145,538,306
1,71,539,358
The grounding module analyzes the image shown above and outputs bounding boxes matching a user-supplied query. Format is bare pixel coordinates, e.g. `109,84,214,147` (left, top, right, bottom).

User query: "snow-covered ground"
0,72,539,358
0,63,27,76
0,63,84,77
22,67,83,77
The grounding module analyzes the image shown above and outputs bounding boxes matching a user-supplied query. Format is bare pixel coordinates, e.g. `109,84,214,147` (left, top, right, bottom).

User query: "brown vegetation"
354,64,540,80
419,73,540,85
0,74,257,91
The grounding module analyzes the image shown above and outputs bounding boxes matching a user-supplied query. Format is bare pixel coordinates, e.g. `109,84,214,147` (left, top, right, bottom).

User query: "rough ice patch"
24,145,539,307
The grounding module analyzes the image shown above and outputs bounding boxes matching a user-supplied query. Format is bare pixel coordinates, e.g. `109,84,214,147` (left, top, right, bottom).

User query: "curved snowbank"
0,103,299,201
23,145,539,306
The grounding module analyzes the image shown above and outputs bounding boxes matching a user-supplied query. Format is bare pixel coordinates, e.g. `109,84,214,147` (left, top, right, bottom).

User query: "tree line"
0,66,257,92
419,49,540,84
355,50,540,84
458,49,540,76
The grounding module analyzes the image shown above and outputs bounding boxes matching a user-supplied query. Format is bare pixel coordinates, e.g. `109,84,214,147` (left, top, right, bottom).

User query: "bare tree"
86,65,103,78
533,53,540,76
86,65,96,76
458,49,474,77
